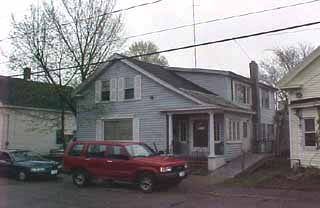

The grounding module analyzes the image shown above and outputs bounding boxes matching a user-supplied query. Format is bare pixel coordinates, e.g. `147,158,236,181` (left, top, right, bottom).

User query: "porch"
165,108,227,171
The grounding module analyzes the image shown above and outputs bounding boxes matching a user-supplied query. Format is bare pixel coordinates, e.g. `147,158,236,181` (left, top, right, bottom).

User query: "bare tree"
259,43,315,102
8,0,125,148
126,41,169,66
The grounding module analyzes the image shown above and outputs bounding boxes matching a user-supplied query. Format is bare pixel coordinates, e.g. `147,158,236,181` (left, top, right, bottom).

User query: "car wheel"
17,171,27,182
138,174,154,193
72,170,89,187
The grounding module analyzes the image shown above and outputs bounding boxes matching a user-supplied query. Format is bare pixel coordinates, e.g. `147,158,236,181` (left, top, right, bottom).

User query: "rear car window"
69,144,84,156
87,144,107,158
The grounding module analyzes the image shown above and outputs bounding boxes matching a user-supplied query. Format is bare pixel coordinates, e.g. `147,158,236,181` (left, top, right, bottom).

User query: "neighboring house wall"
174,72,232,101
281,54,320,168
288,56,320,101
0,107,76,154
289,107,320,167
76,62,198,151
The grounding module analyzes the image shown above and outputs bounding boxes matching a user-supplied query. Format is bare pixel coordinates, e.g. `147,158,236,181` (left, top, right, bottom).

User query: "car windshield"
124,144,155,157
10,151,44,162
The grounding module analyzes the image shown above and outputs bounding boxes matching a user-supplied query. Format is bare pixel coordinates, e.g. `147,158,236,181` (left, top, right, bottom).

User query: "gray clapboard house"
74,54,276,170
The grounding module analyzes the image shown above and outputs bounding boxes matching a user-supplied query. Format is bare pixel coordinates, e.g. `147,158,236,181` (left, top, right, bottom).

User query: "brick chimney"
250,61,261,143
23,67,31,81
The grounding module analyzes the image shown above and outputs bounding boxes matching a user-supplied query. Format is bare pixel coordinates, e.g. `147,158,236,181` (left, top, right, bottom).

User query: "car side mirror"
158,150,165,155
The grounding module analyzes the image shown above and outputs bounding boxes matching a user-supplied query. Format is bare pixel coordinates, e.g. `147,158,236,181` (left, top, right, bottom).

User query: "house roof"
278,46,320,88
128,58,216,95
0,75,72,110
74,54,255,113
169,66,277,91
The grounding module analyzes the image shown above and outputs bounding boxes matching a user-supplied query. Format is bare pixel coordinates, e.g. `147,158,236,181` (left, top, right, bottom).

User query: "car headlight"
184,163,188,169
160,166,172,173
30,167,46,172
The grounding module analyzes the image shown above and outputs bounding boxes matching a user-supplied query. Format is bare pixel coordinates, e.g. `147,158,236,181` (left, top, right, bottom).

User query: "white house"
0,74,76,154
279,46,320,168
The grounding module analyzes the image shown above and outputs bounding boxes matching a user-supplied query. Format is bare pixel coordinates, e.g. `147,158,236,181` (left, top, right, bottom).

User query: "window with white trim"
104,119,133,140
228,120,241,142
124,78,134,100
304,118,316,147
261,89,270,109
101,80,110,101
177,120,188,142
243,122,248,138
233,81,251,105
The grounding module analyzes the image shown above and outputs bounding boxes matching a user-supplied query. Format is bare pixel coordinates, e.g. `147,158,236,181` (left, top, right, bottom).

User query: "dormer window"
261,89,270,109
233,81,251,105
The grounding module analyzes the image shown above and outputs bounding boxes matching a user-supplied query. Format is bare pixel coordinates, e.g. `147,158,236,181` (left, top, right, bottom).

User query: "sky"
0,0,320,77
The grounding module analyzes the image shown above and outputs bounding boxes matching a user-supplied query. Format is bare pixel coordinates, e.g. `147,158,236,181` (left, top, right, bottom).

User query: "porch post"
168,113,173,154
209,111,215,157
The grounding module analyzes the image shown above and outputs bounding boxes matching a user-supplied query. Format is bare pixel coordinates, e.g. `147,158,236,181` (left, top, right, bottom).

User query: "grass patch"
223,159,291,187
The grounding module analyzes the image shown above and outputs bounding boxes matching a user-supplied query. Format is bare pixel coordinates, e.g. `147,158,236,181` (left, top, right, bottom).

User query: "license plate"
51,170,58,175
179,171,185,177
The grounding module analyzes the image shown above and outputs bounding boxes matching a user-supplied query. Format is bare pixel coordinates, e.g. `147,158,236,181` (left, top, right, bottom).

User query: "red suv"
64,141,188,192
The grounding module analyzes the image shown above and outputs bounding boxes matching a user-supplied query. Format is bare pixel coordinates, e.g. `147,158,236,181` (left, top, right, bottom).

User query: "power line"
0,0,164,43
0,0,319,44
9,19,320,78
233,39,252,61
106,0,320,41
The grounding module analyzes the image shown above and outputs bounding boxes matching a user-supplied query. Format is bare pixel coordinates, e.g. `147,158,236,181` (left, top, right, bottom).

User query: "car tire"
138,173,155,193
72,170,89,187
16,170,28,182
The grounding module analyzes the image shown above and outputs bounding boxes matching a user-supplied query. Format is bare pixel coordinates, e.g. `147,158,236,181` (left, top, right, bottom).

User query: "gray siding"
174,72,232,100
77,62,198,151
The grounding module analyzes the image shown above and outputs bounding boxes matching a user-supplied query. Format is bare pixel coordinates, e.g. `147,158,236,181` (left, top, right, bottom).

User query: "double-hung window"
124,78,135,100
101,80,110,101
233,81,251,105
229,120,241,142
261,89,270,109
304,118,317,147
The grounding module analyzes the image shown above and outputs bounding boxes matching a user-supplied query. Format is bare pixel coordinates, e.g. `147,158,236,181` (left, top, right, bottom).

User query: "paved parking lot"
1,175,320,208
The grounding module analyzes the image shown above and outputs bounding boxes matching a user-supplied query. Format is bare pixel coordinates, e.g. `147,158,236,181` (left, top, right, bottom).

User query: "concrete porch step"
210,153,273,178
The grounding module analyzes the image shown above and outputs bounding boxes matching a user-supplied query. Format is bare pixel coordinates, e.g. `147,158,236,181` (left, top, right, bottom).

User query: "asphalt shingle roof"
0,75,72,110
128,58,216,95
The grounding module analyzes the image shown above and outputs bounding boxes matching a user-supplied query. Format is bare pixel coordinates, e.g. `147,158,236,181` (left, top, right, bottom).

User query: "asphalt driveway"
0,174,320,208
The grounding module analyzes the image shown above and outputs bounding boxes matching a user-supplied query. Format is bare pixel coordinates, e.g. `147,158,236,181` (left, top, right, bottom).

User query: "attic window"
234,82,251,105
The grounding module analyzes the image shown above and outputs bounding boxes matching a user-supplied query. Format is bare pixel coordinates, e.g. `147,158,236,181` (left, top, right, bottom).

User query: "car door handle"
85,158,91,161
106,160,113,163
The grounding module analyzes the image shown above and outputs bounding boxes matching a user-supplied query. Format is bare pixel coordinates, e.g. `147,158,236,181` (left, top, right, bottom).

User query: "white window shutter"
133,117,140,141
110,78,117,101
96,119,103,140
134,75,142,100
118,77,125,101
95,80,102,103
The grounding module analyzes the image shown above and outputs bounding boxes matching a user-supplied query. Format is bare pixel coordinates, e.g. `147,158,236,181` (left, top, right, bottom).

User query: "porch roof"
160,105,255,115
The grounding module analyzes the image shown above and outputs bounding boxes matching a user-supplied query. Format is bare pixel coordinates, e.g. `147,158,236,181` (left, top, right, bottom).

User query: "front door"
192,119,209,152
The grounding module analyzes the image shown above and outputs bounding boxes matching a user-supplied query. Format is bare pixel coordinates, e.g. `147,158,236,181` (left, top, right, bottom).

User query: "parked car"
64,141,188,193
0,149,63,181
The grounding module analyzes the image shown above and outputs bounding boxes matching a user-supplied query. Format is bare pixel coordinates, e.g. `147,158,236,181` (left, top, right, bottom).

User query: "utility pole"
192,0,198,69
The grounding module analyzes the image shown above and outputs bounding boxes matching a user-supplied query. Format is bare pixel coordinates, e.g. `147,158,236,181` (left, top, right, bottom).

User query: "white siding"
288,56,320,101
289,107,320,168
0,108,76,154
224,113,252,161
